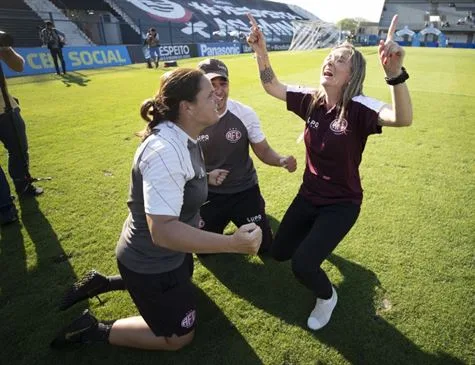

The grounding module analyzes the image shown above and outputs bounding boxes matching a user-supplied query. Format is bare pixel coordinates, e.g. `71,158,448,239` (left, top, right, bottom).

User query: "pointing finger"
386,14,398,42
247,13,259,28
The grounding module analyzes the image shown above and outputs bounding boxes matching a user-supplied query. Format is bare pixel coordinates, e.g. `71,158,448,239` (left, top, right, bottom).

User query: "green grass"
1,47,474,365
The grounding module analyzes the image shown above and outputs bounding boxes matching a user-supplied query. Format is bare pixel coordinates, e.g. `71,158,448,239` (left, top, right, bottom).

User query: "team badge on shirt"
225,128,242,143
329,118,349,135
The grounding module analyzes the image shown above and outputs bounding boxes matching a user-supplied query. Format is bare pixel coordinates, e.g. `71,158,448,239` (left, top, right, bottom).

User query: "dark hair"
138,68,205,141
45,21,53,26
149,27,156,32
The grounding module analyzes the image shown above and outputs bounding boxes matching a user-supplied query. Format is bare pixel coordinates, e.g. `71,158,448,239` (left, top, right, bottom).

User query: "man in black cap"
197,58,297,253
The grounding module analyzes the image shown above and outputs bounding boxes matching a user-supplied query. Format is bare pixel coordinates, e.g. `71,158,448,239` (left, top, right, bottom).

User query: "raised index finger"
386,14,399,42
247,13,259,28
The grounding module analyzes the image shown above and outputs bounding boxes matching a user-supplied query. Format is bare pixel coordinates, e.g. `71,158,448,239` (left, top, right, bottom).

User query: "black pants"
200,184,273,253
0,165,13,210
0,109,31,194
272,194,360,299
50,47,66,74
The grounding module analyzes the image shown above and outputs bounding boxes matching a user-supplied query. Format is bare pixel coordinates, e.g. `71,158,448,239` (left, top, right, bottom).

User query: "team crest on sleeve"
225,128,242,143
181,310,196,329
329,118,349,135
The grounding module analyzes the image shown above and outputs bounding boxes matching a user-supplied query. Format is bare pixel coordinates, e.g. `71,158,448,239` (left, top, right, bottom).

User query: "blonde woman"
247,14,412,330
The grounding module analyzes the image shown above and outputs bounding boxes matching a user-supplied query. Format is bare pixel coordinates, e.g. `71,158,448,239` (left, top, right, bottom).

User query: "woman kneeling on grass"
51,68,262,350
246,13,412,331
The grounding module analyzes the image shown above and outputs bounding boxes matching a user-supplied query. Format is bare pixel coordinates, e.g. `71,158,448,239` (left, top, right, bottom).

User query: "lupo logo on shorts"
181,310,196,329
225,128,242,143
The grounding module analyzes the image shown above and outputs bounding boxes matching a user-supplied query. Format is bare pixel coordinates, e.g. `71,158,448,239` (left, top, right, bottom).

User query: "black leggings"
271,194,360,299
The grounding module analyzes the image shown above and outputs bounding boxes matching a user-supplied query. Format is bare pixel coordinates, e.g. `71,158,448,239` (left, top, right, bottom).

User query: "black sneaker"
0,205,19,226
59,270,108,311
18,184,44,197
50,309,98,348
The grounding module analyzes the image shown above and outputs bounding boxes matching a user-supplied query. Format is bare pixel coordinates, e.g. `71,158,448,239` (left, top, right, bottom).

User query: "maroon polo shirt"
287,87,385,206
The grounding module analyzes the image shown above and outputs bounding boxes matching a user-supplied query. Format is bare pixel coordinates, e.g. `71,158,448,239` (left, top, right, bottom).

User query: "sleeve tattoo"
260,66,275,84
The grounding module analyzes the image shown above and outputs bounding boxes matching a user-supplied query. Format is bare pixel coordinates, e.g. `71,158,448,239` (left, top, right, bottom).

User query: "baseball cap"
197,58,229,80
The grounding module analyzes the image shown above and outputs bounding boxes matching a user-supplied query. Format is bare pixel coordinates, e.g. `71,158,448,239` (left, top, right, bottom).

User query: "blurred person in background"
40,21,66,75
144,27,160,69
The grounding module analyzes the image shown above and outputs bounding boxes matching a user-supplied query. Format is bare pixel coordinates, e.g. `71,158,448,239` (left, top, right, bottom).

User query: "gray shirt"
116,122,207,274
198,99,265,194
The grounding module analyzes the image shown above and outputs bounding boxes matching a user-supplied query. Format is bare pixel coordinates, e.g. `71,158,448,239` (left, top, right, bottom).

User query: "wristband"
385,67,409,85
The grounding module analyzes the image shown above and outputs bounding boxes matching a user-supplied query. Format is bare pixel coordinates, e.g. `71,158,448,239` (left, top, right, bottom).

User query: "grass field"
1,47,474,365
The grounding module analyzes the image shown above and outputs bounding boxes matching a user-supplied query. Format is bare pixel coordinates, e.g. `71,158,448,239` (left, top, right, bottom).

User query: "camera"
0,31,14,48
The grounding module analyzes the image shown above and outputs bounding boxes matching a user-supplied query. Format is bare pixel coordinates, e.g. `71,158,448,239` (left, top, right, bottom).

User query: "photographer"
0,44,43,225
40,21,66,75
143,27,160,69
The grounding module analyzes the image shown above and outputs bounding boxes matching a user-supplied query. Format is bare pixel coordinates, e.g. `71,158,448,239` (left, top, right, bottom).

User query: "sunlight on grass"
1,47,474,365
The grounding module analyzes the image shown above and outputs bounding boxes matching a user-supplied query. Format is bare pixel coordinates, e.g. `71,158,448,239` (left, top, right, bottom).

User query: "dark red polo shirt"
287,87,385,205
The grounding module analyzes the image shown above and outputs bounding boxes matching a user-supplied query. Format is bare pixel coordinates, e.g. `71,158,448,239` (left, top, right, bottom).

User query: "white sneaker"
307,286,338,330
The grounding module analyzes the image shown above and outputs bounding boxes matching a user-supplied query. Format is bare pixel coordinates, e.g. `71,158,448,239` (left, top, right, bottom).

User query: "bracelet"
385,67,409,85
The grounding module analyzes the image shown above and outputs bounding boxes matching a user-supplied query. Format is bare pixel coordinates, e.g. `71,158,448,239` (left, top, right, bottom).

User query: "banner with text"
197,42,241,57
241,42,290,53
3,46,132,77
115,0,304,44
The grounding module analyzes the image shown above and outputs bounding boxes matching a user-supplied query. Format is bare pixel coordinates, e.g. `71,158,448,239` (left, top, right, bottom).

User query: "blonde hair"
307,42,366,122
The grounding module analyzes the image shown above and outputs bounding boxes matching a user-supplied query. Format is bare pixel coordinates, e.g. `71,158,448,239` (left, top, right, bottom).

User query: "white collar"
153,121,197,145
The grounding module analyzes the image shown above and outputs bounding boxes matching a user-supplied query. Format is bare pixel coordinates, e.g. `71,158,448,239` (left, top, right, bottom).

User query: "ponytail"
137,98,162,141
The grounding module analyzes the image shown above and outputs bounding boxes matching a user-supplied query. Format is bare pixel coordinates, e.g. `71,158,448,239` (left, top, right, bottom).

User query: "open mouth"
323,69,333,77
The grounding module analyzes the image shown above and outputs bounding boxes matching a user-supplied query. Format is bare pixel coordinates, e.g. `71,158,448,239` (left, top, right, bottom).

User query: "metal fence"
0,9,293,47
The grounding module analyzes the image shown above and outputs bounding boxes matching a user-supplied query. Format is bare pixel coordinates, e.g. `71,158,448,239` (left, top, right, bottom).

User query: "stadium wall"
2,41,291,77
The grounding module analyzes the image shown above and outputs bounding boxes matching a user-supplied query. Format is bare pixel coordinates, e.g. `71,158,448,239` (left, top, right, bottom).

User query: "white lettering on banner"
200,44,240,56
220,6,251,16
181,21,210,38
26,52,54,69
188,2,221,16
188,2,301,20
126,0,191,21
214,18,248,33
257,19,294,36
271,44,290,51
69,50,127,67
159,45,190,57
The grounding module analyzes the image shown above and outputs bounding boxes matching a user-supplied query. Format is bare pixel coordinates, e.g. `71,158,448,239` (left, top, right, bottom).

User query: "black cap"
197,58,229,80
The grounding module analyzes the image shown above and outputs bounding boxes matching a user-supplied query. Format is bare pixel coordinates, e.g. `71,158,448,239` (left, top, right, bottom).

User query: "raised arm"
377,15,413,127
246,13,287,101
0,47,25,72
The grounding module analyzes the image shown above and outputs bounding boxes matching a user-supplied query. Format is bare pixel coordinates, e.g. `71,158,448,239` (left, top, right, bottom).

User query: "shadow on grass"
198,214,464,365
60,73,91,87
44,281,260,365
0,200,260,365
0,196,85,364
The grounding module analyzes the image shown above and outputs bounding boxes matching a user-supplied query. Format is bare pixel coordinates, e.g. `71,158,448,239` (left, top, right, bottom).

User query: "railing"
0,9,293,47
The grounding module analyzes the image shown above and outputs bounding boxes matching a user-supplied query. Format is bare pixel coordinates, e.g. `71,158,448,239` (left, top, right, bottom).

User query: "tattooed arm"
247,14,287,101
